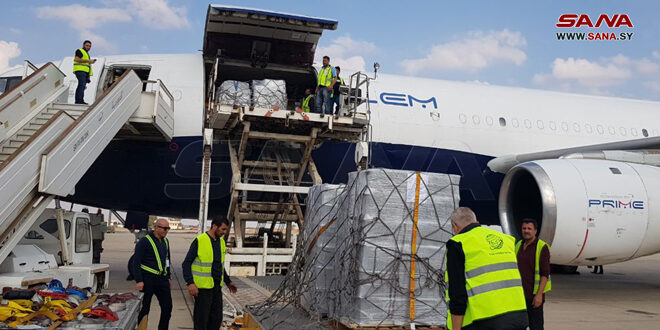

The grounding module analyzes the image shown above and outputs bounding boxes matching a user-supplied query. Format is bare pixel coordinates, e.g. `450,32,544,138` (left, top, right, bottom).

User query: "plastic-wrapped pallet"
301,184,345,318
252,79,287,110
338,169,460,327
216,80,251,106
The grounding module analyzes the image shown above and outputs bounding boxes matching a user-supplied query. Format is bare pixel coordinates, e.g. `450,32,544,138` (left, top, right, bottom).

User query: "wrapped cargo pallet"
300,184,345,318
216,80,251,106
249,169,460,329
252,79,287,110
336,169,459,327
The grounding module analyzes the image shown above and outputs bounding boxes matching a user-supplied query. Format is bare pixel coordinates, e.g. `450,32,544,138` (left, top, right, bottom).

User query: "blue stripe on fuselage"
65,137,502,226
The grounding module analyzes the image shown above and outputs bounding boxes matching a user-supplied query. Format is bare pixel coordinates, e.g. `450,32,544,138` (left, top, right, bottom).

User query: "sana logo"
486,234,503,250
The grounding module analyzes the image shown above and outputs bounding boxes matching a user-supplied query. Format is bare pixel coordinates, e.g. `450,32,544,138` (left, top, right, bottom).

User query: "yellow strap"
306,217,337,255
409,172,421,320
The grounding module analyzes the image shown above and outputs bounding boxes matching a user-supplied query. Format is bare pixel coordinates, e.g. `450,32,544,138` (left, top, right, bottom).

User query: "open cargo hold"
203,5,337,110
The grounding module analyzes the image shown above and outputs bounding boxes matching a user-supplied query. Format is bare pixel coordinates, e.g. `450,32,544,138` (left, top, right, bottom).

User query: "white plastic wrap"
252,79,287,110
216,80,251,106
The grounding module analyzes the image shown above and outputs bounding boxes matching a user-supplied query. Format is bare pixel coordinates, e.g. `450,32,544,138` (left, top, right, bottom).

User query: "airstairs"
0,62,174,266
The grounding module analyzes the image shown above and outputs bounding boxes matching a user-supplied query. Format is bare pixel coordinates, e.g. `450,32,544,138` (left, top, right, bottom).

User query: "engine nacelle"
499,159,660,265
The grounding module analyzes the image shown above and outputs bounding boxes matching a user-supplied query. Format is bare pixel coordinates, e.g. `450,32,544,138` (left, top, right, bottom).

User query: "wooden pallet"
333,319,447,330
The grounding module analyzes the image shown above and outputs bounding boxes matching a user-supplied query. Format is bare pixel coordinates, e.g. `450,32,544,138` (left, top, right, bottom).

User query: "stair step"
37,112,55,120
0,150,15,157
6,140,23,148
13,135,30,142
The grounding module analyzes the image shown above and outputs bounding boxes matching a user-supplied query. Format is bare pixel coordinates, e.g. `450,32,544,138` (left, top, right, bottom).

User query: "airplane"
2,5,660,269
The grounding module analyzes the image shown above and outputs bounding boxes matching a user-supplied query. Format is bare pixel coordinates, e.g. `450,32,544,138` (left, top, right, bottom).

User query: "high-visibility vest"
73,48,93,76
191,233,226,289
302,95,312,112
515,239,552,294
317,66,333,87
140,235,169,276
445,226,527,329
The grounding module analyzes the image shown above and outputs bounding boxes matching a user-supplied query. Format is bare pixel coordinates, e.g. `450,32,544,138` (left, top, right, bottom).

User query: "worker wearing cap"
134,218,172,330
445,207,528,330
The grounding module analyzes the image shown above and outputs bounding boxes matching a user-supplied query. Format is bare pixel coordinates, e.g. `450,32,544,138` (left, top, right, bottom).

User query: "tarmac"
102,230,660,330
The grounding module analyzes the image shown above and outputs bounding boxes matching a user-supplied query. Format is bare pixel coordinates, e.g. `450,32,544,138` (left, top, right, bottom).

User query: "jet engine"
499,159,660,265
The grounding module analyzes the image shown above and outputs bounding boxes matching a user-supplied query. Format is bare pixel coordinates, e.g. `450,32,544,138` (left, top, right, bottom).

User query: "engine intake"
498,159,660,265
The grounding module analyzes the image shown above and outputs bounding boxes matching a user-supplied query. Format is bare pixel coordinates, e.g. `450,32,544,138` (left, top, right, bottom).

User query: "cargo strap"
409,172,421,320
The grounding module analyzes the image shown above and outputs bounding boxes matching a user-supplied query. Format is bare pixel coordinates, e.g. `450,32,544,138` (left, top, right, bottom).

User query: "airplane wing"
487,136,660,173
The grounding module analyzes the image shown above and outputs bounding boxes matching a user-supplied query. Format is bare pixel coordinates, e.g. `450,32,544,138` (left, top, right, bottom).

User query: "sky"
1,0,660,100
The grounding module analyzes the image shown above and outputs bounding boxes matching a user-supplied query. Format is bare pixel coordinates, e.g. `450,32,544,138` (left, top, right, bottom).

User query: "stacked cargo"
300,184,345,318
252,79,288,110
216,80,251,106
215,79,289,110
301,169,459,327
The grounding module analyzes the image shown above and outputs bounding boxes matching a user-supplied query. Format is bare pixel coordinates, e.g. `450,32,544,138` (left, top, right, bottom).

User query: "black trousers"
194,284,223,330
74,71,88,104
526,299,544,330
138,274,172,330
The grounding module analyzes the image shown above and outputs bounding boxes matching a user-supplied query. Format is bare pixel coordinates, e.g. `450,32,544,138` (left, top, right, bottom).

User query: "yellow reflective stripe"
465,262,519,279
141,264,160,275
318,67,333,86
467,278,523,297
144,235,168,275
193,261,213,267
192,271,212,277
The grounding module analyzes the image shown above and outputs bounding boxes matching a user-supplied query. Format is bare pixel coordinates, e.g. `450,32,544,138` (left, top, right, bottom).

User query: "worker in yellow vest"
182,217,238,330
73,40,96,104
315,55,337,117
515,218,551,330
133,218,172,330
332,66,345,115
445,207,528,330
302,88,314,113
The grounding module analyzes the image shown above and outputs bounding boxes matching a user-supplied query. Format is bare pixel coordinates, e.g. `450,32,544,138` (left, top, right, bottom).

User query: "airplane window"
472,115,480,125
597,125,604,135
608,126,616,135
573,123,580,132
459,114,467,124
549,121,556,130
499,117,506,127
512,118,519,128
619,127,627,136
631,128,638,137
486,116,493,126
524,119,532,129
642,129,649,137
585,124,593,134
609,167,622,174
561,122,568,131
536,120,544,129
